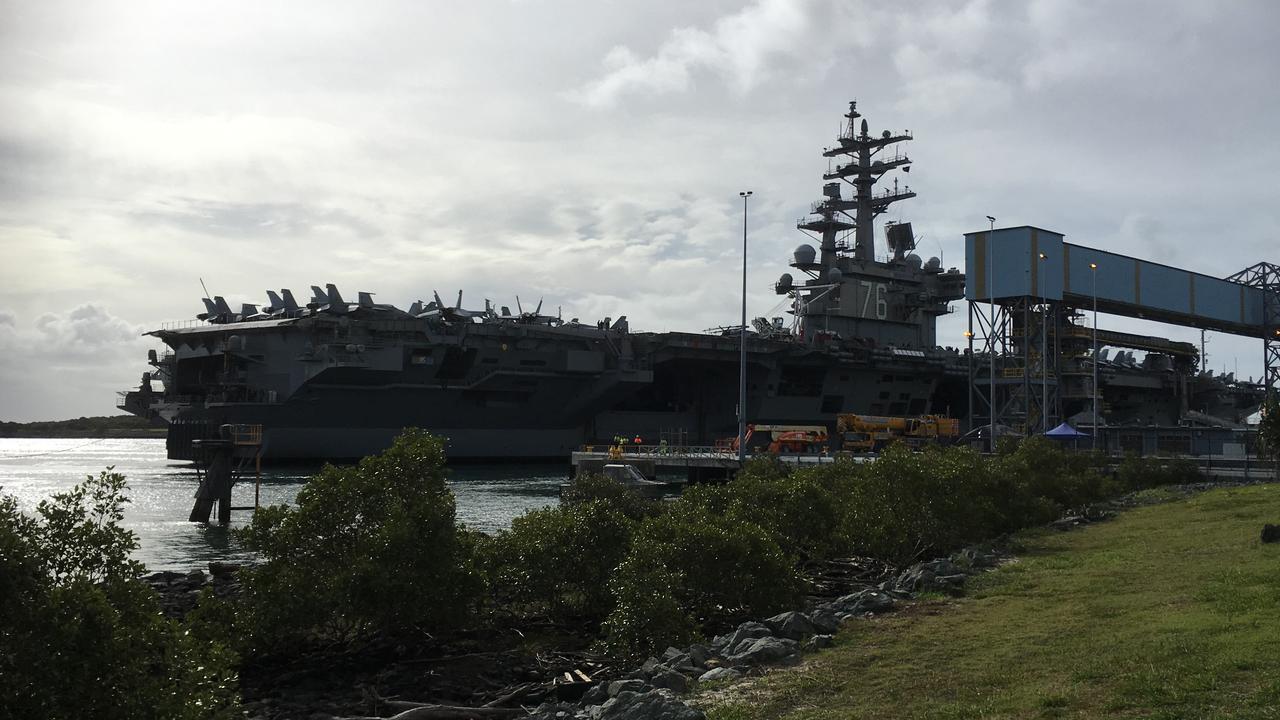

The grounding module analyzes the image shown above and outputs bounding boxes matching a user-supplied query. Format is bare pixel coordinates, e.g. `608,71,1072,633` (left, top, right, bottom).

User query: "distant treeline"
0,415,163,438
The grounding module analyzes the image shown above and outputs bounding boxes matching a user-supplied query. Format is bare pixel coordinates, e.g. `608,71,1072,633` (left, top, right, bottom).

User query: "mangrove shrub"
0,470,239,720
236,429,483,649
680,456,859,562
1114,453,1203,490
837,443,1002,563
559,471,659,520
484,498,636,622
604,501,801,658
988,437,1109,528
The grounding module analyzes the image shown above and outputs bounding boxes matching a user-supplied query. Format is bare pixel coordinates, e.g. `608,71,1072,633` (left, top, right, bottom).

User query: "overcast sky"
1,0,1277,421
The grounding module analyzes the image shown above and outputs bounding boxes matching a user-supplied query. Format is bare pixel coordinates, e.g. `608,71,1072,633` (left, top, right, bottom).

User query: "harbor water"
0,438,566,570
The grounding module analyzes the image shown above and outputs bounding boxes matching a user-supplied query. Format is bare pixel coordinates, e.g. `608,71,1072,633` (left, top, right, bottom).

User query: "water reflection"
1,438,568,569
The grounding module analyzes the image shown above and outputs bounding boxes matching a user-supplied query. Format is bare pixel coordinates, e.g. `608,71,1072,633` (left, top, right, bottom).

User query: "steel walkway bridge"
964,225,1278,441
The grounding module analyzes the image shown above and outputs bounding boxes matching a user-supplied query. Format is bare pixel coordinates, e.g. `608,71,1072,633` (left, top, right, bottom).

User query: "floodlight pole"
1040,252,1049,432
738,191,752,465
1091,262,1099,451
1043,305,1049,432
987,215,996,452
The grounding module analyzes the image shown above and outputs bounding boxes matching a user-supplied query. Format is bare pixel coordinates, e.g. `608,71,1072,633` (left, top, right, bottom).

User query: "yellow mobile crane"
836,414,960,453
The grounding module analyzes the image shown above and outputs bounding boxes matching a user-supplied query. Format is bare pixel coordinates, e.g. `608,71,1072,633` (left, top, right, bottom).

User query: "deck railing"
229,424,263,446
580,443,735,458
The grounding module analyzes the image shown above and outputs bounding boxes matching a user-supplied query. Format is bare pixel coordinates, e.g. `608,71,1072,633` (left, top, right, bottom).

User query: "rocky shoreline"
141,561,243,617
140,479,1268,720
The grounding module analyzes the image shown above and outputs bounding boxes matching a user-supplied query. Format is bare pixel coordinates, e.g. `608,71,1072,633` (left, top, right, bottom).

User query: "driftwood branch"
483,681,546,708
401,651,504,665
359,685,435,714
334,705,524,720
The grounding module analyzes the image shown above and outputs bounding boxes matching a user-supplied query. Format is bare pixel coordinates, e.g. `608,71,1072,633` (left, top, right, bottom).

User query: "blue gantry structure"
963,225,1278,443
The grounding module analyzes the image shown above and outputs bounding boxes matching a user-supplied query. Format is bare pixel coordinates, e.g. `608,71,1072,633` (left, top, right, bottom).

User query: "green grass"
701,484,1280,720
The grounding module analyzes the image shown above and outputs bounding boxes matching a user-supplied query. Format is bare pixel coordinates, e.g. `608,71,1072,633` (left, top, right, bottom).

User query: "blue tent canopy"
1045,422,1090,437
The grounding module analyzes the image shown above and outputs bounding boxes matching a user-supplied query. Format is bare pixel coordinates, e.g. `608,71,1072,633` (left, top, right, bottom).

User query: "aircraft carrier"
118,102,1269,460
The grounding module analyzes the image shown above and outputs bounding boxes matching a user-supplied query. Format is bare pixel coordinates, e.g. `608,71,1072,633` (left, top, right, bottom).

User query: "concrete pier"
570,445,837,482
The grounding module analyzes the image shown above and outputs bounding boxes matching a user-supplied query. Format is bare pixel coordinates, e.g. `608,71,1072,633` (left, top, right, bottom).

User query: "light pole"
987,215,996,452
1039,252,1049,432
738,191,752,465
1090,261,1099,450
964,329,975,434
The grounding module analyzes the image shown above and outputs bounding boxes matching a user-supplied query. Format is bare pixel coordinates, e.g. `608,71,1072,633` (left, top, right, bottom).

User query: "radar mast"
811,100,915,263
782,101,963,349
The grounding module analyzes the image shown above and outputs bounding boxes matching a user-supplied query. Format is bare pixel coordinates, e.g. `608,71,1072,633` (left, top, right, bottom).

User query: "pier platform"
570,445,838,482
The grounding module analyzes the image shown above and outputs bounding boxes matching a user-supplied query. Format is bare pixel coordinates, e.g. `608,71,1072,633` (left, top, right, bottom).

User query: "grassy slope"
704,485,1280,720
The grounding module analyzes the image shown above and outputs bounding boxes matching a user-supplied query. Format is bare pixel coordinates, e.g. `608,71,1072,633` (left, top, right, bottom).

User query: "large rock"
529,700,587,719
829,588,896,615
648,666,689,693
597,689,704,720
829,590,863,612
809,607,841,634
625,657,661,680
803,634,835,652
852,589,897,613
581,683,610,706
697,667,742,683
764,610,819,640
726,636,800,666
712,621,771,654
660,647,686,664
1263,524,1280,544
1051,515,1086,531
927,559,964,577
686,644,711,667
896,559,967,594
659,649,696,673
208,561,240,577
954,546,1001,568
142,570,184,586
608,679,648,697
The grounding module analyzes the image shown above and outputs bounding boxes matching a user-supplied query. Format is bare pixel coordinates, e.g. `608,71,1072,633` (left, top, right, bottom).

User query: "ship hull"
150,334,969,461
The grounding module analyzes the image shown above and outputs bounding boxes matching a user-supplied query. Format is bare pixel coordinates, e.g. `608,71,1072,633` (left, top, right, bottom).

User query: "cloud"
131,198,382,240
0,312,14,352
28,304,142,354
0,303,151,420
571,0,819,107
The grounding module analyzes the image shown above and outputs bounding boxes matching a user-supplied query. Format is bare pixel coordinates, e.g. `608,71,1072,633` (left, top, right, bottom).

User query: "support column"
189,446,232,524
